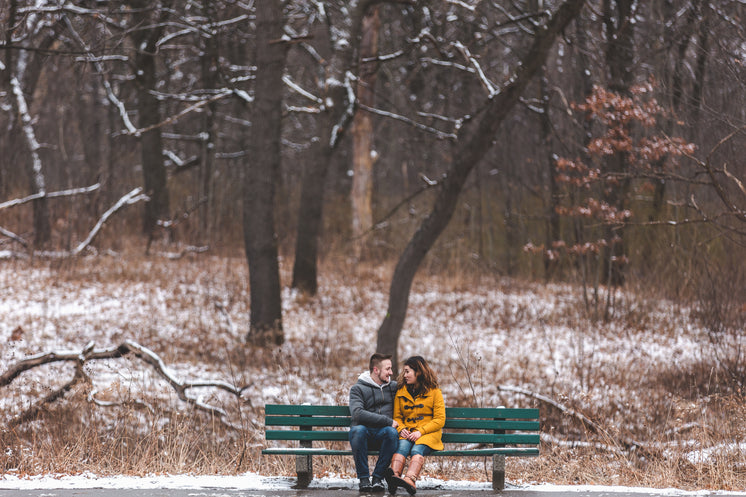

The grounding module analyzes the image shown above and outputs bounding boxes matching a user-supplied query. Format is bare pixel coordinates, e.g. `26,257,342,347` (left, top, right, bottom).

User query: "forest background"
1,0,745,491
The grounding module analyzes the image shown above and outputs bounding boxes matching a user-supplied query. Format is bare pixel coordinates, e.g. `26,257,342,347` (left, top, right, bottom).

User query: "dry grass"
1,251,745,490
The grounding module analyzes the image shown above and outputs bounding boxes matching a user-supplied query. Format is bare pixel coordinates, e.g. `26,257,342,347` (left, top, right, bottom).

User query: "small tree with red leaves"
526,82,695,321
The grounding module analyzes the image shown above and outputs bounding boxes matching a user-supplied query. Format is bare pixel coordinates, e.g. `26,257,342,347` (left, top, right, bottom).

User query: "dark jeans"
349,425,399,480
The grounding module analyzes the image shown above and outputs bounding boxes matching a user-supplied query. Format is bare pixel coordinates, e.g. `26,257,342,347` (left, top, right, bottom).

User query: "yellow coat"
393,386,446,451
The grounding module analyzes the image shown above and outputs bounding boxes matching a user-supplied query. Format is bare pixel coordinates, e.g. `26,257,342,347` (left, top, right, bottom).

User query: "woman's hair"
397,355,439,392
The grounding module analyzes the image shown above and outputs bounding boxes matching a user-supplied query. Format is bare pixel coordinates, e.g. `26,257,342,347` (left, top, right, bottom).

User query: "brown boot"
385,454,406,494
398,454,424,495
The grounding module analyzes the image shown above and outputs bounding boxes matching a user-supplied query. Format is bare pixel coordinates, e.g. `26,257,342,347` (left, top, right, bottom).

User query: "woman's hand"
407,430,422,442
400,429,411,439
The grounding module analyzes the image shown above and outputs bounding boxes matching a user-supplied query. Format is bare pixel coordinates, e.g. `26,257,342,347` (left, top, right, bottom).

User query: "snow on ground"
1,473,745,495
0,257,742,487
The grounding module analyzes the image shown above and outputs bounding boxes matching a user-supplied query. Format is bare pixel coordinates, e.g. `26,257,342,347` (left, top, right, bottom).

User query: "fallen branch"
8,362,90,428
161,245,210,260
498,384,652,456
1,340,252,430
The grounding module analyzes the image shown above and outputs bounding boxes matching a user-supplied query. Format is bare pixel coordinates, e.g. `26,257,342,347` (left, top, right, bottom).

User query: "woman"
385,356,445,495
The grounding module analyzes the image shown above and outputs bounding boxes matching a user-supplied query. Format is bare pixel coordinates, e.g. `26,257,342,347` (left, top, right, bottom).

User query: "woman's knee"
410,444,432,457
396,439,414,455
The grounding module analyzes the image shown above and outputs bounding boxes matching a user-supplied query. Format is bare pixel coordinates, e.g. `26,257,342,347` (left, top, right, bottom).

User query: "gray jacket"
349,371,398,428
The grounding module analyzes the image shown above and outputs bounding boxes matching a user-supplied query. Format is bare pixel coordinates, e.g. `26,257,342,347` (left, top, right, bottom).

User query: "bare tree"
290,2,354,295
350,6,381,260
127,1,172,239
244,0,287,345
377,0,588,365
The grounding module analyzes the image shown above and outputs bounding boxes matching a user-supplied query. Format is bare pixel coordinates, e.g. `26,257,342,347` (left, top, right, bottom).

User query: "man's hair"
369,353,392,372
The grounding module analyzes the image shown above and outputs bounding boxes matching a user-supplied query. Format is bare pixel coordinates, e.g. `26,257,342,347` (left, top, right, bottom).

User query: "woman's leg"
399,444,432,495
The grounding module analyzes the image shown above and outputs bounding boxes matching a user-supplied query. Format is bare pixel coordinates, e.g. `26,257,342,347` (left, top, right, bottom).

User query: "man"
349,353,399,492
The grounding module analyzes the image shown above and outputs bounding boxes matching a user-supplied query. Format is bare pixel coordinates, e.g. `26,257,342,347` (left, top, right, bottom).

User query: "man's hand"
392,420,399,428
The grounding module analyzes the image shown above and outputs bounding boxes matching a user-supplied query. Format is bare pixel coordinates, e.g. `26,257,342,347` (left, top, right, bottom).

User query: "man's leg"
349,425,372,490
371,426,399,480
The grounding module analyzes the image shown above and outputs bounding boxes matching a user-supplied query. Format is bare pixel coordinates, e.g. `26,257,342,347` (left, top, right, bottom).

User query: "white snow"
1,473,745,494
1,259,743,491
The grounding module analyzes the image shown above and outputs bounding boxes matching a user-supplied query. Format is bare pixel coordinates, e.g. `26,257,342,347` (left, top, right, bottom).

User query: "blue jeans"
396,438,433,457
349,425,399,480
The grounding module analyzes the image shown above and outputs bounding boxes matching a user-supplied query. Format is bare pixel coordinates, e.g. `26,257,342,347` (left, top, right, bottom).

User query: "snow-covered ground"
1,473,745,495
1,256,743,490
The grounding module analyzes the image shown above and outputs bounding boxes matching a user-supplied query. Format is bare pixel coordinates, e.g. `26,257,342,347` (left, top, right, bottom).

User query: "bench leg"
295,456,313,488
294,454,313,488
492,454,505,491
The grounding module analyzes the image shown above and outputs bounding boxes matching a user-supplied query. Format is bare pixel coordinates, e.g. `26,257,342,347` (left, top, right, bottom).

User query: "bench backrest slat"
265,405,350,416
443,419,539,430
446,407,539,419
266,415,352,427
441,433,540,444
266,430,350,441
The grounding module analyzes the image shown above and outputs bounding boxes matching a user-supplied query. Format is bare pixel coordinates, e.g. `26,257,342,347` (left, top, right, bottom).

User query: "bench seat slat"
266,431,539,444
266,417,538,430
262,447,540,457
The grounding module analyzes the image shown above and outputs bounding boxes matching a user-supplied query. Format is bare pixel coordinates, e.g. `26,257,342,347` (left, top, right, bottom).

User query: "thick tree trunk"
130,1,170,238
244,0,286,345
291,82,348,295
350,6,380,260
292,3,380,293
377,0,587,364
291,7,348,295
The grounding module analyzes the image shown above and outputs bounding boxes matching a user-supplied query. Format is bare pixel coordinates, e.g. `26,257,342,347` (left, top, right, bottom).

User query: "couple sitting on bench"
349,353,445,495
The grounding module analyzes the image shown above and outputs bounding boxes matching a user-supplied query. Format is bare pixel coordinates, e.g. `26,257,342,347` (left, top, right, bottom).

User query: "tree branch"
1,340,251,430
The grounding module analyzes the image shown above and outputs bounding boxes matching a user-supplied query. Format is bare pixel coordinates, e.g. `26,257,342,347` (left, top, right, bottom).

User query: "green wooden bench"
261,404,540,491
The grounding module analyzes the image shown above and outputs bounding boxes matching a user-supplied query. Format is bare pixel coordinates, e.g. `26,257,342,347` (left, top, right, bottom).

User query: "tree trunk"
688,2,710,137
6,9,63,249
199,1,219,242
377,0,587,364
291,7,348,295
350,6,381,260
540,73,560,280
601,0,634,287
130,1,170,239
244,0,286,345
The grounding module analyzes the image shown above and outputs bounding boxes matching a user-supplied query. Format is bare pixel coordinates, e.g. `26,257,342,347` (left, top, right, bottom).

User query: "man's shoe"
384,468,398,494
371,477,385,492
359,477,373,493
